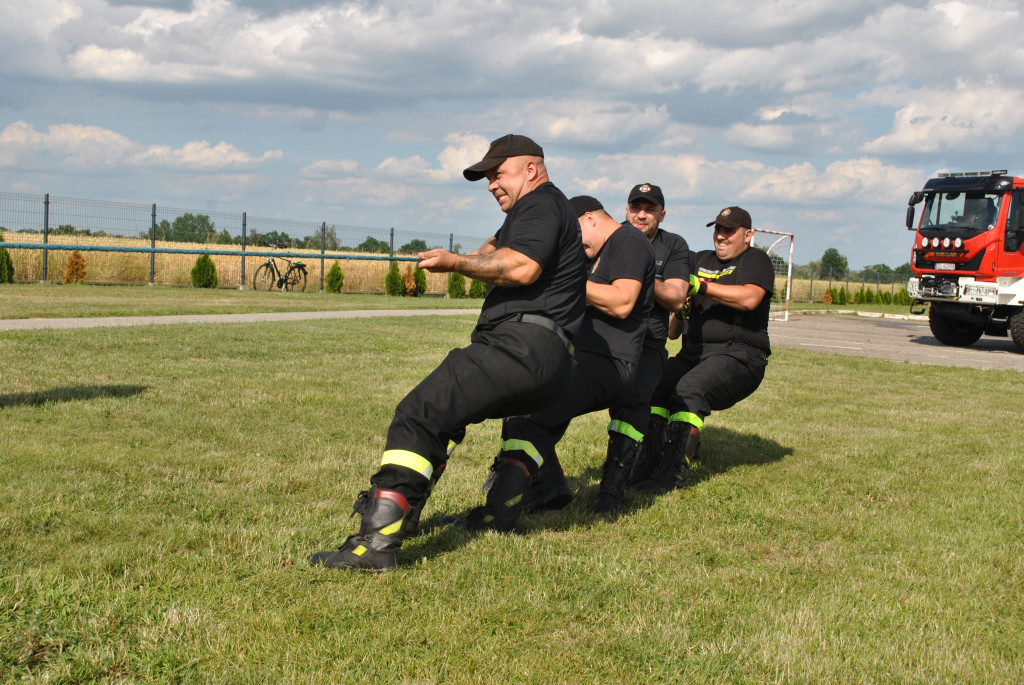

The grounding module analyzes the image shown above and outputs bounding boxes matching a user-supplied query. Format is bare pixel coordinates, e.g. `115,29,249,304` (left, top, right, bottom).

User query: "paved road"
3,308,1022,372
768,311,1024,372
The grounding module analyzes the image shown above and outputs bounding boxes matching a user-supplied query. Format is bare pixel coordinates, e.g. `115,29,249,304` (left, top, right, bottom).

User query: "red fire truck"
905,170,1024,353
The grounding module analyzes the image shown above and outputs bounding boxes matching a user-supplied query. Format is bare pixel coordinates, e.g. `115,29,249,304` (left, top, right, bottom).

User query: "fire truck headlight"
921,237,928,248
954,238,963,248
942,237,951,248
932,237,941,248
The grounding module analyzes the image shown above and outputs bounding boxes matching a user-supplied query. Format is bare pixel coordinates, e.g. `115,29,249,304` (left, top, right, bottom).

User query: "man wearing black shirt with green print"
634,206,773,494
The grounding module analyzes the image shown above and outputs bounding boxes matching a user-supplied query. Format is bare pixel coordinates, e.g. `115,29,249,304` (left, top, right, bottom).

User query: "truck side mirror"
906,206,916,230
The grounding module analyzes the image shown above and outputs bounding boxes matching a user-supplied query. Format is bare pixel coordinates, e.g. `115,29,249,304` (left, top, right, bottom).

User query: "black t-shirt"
575,223,655,366
689,247,774,353
645,228,691,348
478,183,588,337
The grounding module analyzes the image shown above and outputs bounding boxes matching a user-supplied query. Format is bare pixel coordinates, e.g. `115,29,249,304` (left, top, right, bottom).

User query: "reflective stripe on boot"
460,458,532,532
309,487,411,572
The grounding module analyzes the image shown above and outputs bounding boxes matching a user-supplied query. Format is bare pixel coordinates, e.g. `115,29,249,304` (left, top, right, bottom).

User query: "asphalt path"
3,308,1023,372
768,311,1024,372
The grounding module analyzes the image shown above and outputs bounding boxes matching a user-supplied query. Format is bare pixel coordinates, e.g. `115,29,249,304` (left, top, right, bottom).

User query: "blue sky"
3,0,1024,268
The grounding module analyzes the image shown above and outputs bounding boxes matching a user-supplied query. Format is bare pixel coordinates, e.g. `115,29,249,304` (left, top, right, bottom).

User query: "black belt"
484,312,574,356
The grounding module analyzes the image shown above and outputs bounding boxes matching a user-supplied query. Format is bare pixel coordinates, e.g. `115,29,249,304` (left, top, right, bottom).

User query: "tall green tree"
820,248,848,276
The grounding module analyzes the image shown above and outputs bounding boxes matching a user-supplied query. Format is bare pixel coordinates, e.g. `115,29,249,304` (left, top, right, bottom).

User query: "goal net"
752,228,794,322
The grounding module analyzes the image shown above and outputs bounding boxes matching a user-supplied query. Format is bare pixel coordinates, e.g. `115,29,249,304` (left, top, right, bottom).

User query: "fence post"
389,227,394,259
827,266,833,296
808,266,815,303
891,272,896,296
42,193,49,283
449,233,454,252
845,269,850,296
320,221,326,292
241,212,247,289
150,204,156,285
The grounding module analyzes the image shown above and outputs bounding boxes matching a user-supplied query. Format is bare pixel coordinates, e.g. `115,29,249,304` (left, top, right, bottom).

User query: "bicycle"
252,242,308,292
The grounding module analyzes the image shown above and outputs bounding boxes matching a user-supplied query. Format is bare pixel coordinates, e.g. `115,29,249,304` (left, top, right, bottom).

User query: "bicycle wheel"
253,263,277,290
285,266,307,292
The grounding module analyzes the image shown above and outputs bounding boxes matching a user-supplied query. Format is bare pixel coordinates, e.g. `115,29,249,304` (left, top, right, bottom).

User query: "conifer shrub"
190,254,219,288
838,287,848,305
325,261,344,293
879,290,893,305
822,289,833,305
0,235,13,284
385,261,403,296
469,279,487,298
62,250,87,284
413,266,427,296
863,288,875,304
447,272,467,299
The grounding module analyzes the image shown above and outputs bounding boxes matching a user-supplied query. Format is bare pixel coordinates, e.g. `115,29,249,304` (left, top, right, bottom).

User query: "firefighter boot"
522,455,573,513
402,462,446,537
460,458,532,532
593,433,642,514
308,487,411,572
633,422,700,495
629,414,667,486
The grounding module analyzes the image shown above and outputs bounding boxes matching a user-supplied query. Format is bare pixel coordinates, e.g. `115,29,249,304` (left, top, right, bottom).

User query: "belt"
489,312,575,356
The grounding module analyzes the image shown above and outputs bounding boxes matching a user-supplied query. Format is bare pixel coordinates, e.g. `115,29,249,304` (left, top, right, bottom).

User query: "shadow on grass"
0,384,147,408
401,426,793,564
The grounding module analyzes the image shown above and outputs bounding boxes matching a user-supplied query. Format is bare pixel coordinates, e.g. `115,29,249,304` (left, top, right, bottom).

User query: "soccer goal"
752,228,794,321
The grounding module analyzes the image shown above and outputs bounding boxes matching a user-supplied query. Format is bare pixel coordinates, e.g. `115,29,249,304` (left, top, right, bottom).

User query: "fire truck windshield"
922,191,1001,232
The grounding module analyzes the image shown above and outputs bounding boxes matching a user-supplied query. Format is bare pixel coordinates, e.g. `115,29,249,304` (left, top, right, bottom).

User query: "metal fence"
0,191,485,292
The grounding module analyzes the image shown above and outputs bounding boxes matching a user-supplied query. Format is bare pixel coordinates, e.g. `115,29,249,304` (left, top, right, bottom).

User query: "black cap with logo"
627,183,665,207
706,206,752,229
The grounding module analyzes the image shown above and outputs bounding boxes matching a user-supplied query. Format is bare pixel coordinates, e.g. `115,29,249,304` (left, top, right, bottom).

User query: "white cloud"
0,121,282,170
861,80,1024,154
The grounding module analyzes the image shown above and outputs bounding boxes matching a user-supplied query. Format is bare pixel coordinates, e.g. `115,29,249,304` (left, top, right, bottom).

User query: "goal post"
751,228,794,322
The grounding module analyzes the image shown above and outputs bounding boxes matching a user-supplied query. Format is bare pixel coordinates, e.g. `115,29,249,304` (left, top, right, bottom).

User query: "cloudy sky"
3,0,1023,269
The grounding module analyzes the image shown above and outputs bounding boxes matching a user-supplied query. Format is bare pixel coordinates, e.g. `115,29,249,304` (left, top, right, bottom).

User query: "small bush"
325,261,345,293
863,288,875,304
822,289,833,305
385,261,404,296
0,234,13,284
190,254,219,288
879,290,893,305
62,250,87,284
413,266,427,296
469,279,487,298
447,272,467,299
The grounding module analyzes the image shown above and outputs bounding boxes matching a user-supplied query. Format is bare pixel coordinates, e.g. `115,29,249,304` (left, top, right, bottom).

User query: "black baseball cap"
463,134,544,181
707,206,752,229
569,195,604,217
627,183,665,207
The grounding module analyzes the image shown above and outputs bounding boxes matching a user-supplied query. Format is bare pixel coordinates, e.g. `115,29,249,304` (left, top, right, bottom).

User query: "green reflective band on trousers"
380,449,433,480
650,406,669,419
607,419,644,443
669,411,704,431
500,439,544,469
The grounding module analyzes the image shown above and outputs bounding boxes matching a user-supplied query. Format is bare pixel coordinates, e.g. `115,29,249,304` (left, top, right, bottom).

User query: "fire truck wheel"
928,308,984,347
1009,311,1024,354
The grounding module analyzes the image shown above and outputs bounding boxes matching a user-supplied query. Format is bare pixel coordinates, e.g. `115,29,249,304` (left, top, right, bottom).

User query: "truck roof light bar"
937,170,1007,178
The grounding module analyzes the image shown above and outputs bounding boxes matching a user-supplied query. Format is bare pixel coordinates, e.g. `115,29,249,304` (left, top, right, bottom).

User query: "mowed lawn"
1,308,1022,683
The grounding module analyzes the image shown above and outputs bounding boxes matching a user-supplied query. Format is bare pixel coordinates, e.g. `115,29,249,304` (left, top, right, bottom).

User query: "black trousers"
371,319,575,503
501,349,635,475
608,343,668,440
651,341,768,423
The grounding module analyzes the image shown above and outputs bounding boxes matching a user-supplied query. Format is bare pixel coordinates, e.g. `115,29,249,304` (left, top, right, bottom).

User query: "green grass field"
2,290,1022,682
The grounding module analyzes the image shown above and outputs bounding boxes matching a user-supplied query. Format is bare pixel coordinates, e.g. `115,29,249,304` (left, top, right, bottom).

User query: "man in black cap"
309,134,587,571
453,195,654,530
523,183,692,514
634,206,773,494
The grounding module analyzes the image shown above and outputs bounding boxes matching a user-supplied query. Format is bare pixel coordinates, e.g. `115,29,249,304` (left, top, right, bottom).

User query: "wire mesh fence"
0,191,483,293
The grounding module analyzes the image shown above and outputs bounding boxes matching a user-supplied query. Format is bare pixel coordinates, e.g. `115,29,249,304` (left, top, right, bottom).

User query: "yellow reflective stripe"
381,449,433,480
608,419,644,443
352,545,367,557
446,440,459,457
500,439,544,468
669,411,704,431
650,406,669,419
504,493,523,508
379,520,403,536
